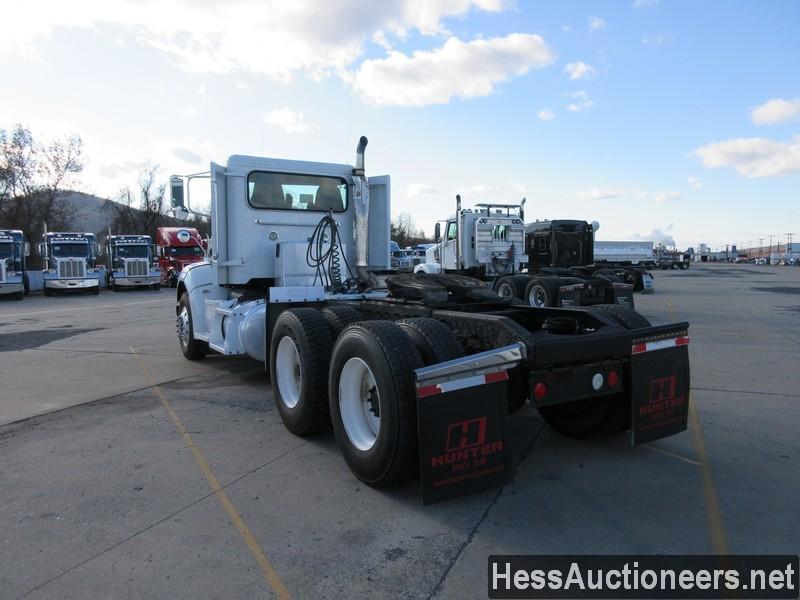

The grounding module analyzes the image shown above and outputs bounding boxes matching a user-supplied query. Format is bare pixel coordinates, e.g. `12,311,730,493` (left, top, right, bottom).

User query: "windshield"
116,245,149,259
247,172,348,212
169,246,203,257
0,242,12,259
52,243,88,258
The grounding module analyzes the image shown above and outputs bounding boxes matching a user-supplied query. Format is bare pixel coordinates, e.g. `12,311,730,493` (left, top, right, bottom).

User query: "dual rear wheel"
268,310,463,486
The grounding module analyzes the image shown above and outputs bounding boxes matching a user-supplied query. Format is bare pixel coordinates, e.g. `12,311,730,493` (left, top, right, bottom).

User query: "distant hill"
56,190,206,238
56,190,113,235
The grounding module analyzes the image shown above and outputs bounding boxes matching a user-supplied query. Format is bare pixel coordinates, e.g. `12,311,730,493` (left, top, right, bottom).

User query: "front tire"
329,321,424,486
269,308,333,435
177,292,208,360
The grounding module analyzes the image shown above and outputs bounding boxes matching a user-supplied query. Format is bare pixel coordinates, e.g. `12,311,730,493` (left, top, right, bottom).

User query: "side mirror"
591,221,600,232
170,175,186,209
24,242,30,257
37,242,45,255
434,222,441,243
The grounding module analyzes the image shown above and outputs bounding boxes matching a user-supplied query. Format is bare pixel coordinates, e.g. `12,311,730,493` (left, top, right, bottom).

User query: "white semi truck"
105,234,161,290
171,137,691,492
40,232,100,295
0,229,30,300
414,201,638,308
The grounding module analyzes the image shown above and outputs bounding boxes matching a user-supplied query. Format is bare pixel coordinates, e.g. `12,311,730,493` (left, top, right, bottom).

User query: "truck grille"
125,259,149,277
59,259,86,279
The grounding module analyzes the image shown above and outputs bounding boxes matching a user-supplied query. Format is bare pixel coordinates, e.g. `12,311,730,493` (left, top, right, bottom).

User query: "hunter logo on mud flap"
416,374,512,505
630,332,691,445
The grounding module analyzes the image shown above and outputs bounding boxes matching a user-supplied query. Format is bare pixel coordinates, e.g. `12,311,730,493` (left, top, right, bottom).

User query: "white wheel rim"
177,307,190,346
497,282,514,298
276,336,302,409
528,285,547,307
339,357,381,451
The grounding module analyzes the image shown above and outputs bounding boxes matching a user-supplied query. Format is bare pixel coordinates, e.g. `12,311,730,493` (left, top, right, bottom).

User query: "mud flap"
414,343,525,504
630,332,690,444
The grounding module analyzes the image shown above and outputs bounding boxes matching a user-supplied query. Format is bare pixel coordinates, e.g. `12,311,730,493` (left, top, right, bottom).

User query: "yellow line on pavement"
131,347,292,600
688,397,730,555
665,295,730,555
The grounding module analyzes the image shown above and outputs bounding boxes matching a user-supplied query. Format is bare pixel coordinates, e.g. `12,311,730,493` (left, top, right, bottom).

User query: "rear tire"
329,321,424,486
321,305,362,338
589,304,652,329
397,318,464,366
538,398,614,438
524,278,558,307
270,308,333,435
91,285,100,295
494,275,527,300
177,292,208,360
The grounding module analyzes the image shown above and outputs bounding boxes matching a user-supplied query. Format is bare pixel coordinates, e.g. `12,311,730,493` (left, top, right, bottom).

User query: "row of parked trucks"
412,199,654,310
167,137,691,501
0,226,205,300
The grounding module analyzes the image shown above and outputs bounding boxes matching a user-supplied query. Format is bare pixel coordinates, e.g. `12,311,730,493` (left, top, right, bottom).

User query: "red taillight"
607,370,620,388
533,382,548,401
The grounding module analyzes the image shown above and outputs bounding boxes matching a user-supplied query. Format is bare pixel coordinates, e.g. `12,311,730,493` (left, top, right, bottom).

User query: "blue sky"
2,0,798,250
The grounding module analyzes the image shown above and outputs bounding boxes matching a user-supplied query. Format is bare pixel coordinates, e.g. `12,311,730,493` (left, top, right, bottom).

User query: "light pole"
768,234,775,264
758,238,764,259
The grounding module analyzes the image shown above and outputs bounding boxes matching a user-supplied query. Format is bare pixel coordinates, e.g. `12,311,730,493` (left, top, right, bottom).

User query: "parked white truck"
105,234,161,290
40,232,100,295
0,229,30,300
414,201,637,308
170,137,691,495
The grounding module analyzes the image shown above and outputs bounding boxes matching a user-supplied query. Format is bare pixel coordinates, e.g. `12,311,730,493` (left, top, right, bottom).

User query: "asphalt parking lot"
1,264,798,600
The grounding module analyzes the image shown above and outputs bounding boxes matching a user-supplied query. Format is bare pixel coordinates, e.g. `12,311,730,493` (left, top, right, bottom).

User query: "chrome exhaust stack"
352,136,374,286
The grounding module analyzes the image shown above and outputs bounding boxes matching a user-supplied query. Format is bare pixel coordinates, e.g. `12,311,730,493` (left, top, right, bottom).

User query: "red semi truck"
155,227,205,287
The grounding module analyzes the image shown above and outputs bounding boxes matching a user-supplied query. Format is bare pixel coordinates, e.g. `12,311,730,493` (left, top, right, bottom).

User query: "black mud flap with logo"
630,325,691,445
414,344,525,504
416,374,513,504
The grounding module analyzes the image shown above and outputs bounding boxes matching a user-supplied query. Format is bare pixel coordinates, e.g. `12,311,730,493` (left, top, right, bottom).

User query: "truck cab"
105,234,161,290
416,200,526,279
40,232,100,295
0,229,30,300
155,227,206,287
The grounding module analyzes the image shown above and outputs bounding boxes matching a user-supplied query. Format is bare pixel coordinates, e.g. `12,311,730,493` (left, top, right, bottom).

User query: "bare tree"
391,212,429,248
0,124,84,239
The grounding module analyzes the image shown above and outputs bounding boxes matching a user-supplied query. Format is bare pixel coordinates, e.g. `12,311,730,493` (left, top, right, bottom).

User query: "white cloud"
564,61,596,80
197,83,207,96
467,184,492,195
0,0,511,81
632,227,676,247
406,183,438,197
687,176,703,189
588,17,606,31
566,90,593,112
691,136,800,178
353,33,555,106
171,147,202,165
576,187,619,201
263,108,315,133
537,109,556,121
235,81,250,91
562,25,571,32
182,105,198,118
654,191,680,204
751,98,800,125
633,0,659,9
641,33,671,45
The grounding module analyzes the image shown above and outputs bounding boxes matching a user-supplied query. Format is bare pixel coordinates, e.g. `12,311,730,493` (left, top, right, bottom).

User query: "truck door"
441,221,458,270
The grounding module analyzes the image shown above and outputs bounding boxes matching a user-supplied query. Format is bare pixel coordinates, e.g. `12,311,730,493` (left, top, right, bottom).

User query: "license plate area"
530,360,625,407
